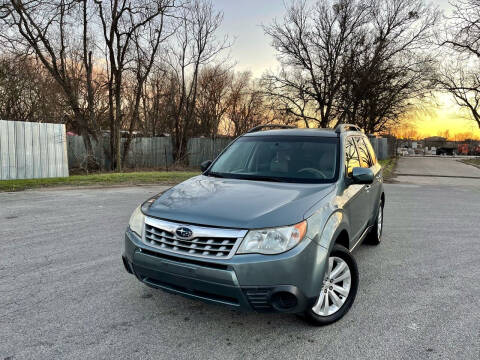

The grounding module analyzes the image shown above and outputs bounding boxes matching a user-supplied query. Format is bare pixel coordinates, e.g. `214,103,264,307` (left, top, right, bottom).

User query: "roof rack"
247,124,296,133
335,124,363,134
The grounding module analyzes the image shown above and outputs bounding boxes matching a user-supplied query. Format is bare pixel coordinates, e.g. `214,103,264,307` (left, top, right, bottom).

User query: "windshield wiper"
240,175,285,182
208,172,286,182
207,171,226,178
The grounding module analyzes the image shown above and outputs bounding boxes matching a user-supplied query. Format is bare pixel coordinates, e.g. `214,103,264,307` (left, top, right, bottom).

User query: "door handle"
365,185,372,191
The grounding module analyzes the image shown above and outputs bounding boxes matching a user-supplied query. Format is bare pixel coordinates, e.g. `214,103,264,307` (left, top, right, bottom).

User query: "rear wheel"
303,245,359,326
366,200,384,245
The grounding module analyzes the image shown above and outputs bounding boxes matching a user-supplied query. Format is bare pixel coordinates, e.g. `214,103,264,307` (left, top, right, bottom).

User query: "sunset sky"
216,0,480,139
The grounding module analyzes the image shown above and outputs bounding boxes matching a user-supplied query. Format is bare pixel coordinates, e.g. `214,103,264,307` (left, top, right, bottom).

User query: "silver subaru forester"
123,124,385,325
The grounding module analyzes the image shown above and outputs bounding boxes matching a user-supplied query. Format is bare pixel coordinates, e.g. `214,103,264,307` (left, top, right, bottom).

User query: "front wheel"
366,200,384,245
303,245,359,326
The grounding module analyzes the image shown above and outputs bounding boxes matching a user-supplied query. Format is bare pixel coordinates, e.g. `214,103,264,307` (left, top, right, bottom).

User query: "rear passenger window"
356,138,373,168
363,138,377,165
345,137,361,177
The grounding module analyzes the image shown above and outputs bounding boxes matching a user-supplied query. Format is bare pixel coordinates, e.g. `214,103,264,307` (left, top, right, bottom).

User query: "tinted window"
345,137,361,177
356,137,373,168
208,136,339,183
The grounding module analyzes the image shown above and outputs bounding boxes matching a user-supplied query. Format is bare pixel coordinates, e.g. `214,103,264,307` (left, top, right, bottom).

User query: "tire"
366,200,384,245
303,244,359,326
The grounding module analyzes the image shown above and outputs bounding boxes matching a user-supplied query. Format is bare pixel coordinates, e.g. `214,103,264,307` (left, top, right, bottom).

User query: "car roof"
242,128,361,138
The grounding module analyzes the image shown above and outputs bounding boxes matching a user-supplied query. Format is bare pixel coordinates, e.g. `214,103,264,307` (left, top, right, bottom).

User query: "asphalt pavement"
1,157,479,360
394,156,480,187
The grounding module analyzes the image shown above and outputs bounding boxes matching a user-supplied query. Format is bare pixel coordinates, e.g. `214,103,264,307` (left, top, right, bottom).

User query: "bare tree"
140,67,178,137
121,9,177,163
339,0,439,133
195,65,232,137
437,62,480,128
0,55,64,122
166,0,229,160
0,0,100,166
94,0,178,170
439,0,480,129
262,69,318,128
263,0,438,133
225,72,269,137
263,0,370,128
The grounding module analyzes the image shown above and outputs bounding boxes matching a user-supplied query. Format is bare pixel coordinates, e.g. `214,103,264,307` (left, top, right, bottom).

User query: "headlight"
129,206,145,236
237,221,307,255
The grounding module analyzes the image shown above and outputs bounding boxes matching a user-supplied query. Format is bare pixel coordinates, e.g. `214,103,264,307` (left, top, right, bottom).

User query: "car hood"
145,175,335,229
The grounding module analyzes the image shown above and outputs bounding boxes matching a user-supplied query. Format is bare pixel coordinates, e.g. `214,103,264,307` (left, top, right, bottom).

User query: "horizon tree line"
0,0,479,169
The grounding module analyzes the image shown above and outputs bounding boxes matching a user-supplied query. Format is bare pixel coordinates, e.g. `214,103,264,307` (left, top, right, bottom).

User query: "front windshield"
207,136,339,183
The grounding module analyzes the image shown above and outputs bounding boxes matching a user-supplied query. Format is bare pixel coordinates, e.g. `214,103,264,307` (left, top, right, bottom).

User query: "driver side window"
345,137,361,177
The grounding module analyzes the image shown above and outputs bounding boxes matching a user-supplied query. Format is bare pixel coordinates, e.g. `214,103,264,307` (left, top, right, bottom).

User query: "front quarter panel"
317,212,343,249
307,208,349,249
304,186,350,251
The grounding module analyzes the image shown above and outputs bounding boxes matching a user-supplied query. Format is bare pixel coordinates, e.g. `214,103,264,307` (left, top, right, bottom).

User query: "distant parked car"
123,124,385,326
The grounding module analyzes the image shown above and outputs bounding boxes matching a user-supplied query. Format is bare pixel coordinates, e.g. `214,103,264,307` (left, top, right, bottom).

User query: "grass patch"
460,157,480,169
0,171,200,192
379,157,397,181
1,158,403,192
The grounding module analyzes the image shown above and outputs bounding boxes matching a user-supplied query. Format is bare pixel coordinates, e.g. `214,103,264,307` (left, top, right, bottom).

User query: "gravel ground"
1,158,479,360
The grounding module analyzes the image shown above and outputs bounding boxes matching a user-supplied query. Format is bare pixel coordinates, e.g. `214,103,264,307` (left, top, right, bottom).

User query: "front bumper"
123,229,328,313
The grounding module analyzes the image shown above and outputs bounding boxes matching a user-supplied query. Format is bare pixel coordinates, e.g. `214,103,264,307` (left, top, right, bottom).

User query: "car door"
342,136,370,244
355,136,377,220
361,136,383,211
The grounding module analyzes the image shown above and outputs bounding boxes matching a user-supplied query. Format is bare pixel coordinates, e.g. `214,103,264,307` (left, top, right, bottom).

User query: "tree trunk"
114,71,123,172
122,82,143,163
81,128,98,173
108,76,116,171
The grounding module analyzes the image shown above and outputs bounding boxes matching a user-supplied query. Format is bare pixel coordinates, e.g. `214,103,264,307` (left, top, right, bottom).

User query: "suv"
122,124,384,325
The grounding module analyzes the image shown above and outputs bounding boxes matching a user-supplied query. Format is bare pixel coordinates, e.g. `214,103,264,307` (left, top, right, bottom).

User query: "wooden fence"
0,125,395,179
67,135,173,171
67,135,229,170
368,136,392,160
187,137,233,167
0,120,68,180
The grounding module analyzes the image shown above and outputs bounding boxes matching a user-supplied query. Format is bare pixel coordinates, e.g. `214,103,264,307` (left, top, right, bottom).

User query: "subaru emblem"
175,227,193,239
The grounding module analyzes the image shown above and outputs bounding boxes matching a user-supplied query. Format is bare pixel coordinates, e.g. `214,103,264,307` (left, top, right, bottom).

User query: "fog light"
270,291,298,310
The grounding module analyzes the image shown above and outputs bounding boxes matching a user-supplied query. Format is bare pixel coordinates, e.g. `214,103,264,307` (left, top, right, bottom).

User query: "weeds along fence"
0,120,68,180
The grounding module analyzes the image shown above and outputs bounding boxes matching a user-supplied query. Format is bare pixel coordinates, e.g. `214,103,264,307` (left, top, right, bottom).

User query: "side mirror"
351,167,374,185
200,160,212,172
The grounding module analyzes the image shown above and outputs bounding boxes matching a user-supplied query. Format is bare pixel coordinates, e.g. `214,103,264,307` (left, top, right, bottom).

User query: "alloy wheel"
312,256,351,316
377,205,383,239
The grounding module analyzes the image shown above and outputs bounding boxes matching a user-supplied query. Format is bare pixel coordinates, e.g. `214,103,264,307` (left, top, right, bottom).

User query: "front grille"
143,217,246,260
243,288,273,311
145,224,237,258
